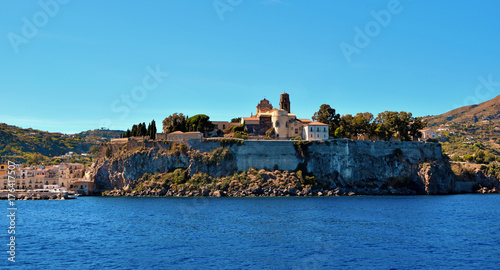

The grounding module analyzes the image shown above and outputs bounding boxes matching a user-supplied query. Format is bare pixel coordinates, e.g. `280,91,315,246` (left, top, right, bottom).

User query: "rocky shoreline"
0,192,76,200
101,185,499,197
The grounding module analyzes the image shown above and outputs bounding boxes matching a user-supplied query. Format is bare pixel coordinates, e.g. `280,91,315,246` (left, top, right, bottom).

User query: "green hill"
425,95,500,162
0,123,123,164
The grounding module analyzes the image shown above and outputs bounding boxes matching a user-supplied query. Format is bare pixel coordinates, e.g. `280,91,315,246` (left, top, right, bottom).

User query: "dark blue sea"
1,195,499,269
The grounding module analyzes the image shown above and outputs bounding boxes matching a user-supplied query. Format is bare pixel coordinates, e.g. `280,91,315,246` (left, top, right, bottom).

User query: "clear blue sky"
1,0,500,134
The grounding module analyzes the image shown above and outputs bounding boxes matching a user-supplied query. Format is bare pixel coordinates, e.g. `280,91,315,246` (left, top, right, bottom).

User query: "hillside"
0,123,123,164
425,95,500,161
427,95,500,126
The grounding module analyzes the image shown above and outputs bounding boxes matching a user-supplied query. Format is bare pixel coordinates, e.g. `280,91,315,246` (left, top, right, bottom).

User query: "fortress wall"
233,140,300,171
189,140,443,175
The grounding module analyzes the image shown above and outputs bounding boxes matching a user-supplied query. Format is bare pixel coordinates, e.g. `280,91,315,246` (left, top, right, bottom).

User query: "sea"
1,194,499,270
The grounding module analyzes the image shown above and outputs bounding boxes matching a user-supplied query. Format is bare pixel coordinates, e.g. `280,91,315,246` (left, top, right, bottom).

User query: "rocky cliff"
89,138,457,195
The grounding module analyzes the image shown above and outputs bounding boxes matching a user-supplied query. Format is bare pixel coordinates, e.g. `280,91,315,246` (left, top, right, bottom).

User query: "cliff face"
89,139,456,195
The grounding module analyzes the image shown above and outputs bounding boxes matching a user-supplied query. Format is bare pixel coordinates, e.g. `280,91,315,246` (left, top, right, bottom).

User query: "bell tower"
279,92,290,113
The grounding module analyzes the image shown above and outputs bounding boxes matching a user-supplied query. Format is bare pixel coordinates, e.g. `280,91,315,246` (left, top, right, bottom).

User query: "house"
166,131,203,142
303,122,329,141
420,129,438,140
212,121,234,131
73,179,94,195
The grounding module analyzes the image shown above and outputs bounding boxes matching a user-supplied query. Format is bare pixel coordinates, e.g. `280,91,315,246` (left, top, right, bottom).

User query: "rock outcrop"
89,139,457,195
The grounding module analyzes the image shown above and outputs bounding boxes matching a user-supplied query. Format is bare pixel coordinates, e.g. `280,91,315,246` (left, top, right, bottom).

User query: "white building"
303,122,329,141
420,129,438,140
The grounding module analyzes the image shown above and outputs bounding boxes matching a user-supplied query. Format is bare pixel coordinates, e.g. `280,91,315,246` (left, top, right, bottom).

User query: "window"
324,127,327,132
276,121,280,127
295,129,298,134
294,123,297,126
223,125,226,129
310,127,313,132
317,127,320,132
317,134,319,138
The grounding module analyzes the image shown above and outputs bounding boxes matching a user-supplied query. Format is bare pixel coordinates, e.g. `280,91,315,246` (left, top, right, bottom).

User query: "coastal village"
0,163,93,198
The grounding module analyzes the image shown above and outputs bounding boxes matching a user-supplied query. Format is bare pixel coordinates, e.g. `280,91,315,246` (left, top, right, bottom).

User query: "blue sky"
1,0,500,134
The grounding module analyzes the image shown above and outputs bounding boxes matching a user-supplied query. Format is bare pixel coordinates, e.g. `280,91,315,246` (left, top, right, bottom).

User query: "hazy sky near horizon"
1,0,500,133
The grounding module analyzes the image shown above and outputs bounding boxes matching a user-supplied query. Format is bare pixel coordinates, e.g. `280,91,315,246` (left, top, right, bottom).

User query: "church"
242,93,329,140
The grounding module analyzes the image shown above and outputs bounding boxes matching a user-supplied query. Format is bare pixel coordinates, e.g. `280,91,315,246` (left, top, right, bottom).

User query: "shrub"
393,148,403,158
219,138,244,147
265,128,276,139
294,141,311,158
463,154,474,162
234,131,248,140
105,147,112,158
170,168,187,185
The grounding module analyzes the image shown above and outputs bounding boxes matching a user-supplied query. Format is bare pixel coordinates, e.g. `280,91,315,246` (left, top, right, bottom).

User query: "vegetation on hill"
425,95,500,162
0,123,122,165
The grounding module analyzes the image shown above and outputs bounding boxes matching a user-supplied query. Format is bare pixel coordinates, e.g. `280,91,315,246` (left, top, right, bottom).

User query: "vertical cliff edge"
89,139,456,195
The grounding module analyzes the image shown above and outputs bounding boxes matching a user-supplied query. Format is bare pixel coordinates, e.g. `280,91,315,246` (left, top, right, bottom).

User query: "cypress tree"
151,120,156,140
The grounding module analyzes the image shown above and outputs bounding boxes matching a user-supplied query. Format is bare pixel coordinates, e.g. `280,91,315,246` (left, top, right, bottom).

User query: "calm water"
1,195,499,269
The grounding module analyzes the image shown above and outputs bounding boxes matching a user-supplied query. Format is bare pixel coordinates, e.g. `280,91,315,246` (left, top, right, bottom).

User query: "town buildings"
241,93,328,140
0,163,92,194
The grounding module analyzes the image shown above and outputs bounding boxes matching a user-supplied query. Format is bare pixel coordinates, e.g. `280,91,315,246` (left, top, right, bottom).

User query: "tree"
375,111,420,141
409,117,427,140
131,125,138,137
140,122,147,136
339,114,354,138
28,152,46,165
312,104,340,137
186,114,215,135
88,145,100,155
162,113,187,133
149,120,157,140
352,112,374,138
231,117,241,123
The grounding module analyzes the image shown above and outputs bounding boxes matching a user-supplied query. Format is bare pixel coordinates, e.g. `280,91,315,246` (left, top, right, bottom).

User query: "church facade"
242,93,328,140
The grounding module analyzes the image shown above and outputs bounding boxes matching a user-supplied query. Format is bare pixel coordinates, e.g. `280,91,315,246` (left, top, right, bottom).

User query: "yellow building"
243,92,314,139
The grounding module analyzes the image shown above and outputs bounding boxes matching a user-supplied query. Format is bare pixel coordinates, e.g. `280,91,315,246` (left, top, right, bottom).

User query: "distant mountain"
427,95,500,126
0,123,124,164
